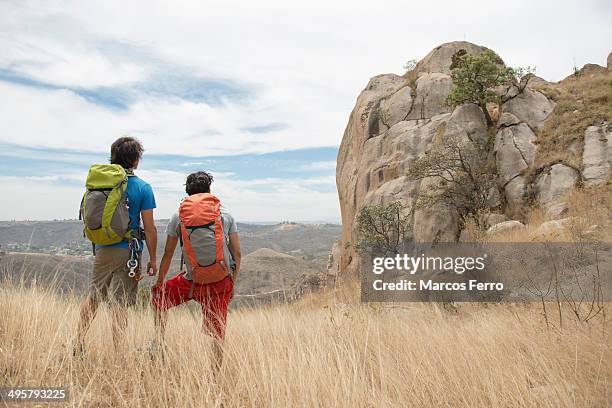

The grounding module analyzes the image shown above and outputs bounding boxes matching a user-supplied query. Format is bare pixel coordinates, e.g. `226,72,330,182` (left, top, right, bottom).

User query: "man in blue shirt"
75,137,158,355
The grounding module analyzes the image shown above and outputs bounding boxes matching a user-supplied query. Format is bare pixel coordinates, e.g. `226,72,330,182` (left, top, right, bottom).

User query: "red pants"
152,273,234,340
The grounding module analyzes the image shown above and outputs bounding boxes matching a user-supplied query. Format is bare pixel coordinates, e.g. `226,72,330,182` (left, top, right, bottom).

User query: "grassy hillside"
0,252,92,295
533,64,611,172
1,281,610,407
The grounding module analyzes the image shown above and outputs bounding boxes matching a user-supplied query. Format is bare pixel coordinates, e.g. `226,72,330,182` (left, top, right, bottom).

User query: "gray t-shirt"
166,206,238,281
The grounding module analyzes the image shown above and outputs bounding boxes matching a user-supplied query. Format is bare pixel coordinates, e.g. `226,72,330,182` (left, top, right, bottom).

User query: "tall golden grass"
1,279,610,408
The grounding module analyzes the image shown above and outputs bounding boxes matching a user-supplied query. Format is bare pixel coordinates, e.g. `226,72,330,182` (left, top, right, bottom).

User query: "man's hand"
151,278,164,291
147,260,158,276
132,263,143,281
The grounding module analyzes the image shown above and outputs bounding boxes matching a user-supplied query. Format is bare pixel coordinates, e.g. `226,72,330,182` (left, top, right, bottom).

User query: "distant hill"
0,252,91,295
236,222,341,269
0,220,340,265
235,248,322,294
0,220,341,300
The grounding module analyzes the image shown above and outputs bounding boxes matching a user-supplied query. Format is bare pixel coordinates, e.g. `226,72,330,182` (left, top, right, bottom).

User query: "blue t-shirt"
97,174,156,251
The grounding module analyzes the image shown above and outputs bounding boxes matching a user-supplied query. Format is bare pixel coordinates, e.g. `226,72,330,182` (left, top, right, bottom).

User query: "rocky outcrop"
378,86,413,128
534,164,579,213
414,41,483,75
336,42,493,274
405,73,453,120
493,107,542,216
335,42,610,274
495,122,537,185
502,176,528,216
502,88,555,132
582,125,611,186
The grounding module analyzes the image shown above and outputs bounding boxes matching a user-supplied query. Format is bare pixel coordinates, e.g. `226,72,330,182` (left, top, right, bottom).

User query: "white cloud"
0,0,610,221
1,0,608,157
294,161,337,172
0,173,340,222
0,176,84,220
0,79,338,156
6,47,146,88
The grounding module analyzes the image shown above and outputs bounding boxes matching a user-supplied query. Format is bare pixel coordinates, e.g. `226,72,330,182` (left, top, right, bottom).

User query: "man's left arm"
228,232,241,281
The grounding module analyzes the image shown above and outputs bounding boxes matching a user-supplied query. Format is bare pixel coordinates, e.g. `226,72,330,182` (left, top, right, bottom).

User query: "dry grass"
564,185,612,242
532,67,611,173
482,181,612,243
1,280,610,408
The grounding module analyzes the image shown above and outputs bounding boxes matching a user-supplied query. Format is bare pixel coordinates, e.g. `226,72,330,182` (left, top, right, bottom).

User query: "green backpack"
80,164,132,245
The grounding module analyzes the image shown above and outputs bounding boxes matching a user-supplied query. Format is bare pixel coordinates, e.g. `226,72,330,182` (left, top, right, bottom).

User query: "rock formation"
333,41,611,276
582,125,611,186
486,220,525,236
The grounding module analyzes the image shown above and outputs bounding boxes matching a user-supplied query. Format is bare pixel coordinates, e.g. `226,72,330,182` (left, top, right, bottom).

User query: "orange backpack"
179,193,229,285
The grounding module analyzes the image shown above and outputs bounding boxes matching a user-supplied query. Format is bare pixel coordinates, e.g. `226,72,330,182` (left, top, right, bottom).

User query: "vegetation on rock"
356,202,410,255
532,66,611,172
446,48,533,126
406,131,497,229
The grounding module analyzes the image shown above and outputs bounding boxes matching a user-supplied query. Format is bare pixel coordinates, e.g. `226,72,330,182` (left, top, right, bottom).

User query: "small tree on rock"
406,132,497,230
446,48,534,127
403,59,417,73
356,202,411,255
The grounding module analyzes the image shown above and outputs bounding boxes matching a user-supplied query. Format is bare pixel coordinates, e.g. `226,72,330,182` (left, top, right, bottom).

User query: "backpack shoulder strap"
177,220,184,270
180,222,200,269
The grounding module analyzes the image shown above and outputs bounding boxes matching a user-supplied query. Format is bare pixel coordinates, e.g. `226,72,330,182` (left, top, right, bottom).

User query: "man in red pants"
151,171,241,369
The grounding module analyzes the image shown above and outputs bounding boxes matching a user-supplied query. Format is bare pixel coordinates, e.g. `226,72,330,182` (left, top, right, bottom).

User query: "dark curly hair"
185,171,214,195
110,136,144,169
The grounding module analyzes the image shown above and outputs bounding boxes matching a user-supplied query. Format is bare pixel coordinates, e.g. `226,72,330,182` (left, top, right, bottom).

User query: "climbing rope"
127,237,141,278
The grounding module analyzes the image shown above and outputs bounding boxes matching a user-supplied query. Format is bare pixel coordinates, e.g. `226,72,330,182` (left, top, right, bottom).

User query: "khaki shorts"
89,247,138,307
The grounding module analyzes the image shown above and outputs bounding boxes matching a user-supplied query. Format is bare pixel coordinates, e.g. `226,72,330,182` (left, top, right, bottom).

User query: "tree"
406,132,497,229
446,48,534,127
403,59,417,73
356,202,411,255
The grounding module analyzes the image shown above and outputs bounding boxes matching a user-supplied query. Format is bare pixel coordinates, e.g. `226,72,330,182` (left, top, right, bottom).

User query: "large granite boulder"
378,86,413,129
494,122,537,185
502,87,555,132
414,41,484,75
582,125,611,186
405,73,453,120
503,176,528,216
534,164,579,213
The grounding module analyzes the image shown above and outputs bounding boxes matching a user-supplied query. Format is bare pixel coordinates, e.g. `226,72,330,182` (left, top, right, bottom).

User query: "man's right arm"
142,209,158,276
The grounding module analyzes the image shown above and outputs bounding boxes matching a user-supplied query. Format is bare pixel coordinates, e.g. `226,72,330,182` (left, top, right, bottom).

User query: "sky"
0,0,610,222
